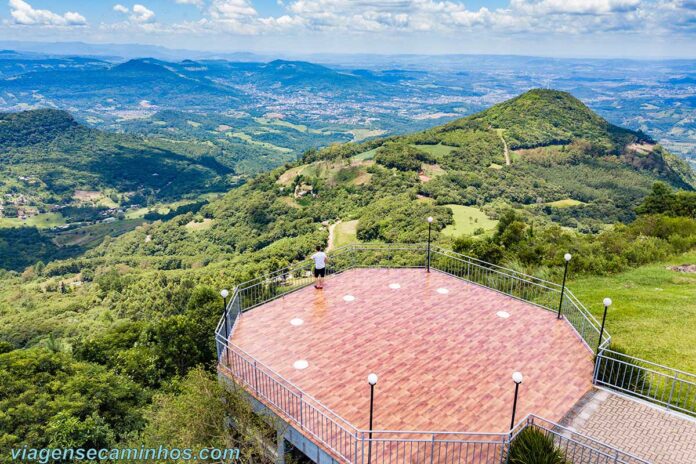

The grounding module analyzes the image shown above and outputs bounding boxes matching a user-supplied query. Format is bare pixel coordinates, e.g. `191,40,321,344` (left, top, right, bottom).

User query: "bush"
508,427,569,464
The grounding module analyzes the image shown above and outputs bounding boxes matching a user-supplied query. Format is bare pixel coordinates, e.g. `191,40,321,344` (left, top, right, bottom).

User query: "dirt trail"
327,220,341,251
498,131,511,166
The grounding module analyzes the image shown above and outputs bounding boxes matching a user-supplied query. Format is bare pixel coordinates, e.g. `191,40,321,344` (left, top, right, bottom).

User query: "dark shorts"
314,267,326,278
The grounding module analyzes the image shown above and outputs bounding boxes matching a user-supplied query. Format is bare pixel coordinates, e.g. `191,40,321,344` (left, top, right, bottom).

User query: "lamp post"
426,216,434,273
220,289,230,363
510,371,523,430
558,253,572,319
597,298,611,354
367,373,378,464
220,289,230,338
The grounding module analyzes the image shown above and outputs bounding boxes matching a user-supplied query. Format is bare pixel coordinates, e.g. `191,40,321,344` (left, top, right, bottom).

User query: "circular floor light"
496,311,510,319
389,283,401,289
293,360,309,370
436,288,449,294
290,318,304,326
343,295,356,302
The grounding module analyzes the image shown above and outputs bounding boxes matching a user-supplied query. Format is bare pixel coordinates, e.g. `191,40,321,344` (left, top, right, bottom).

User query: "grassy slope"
569,251,696,372
333,220,359,248
0,213,66,229
442,205,498,236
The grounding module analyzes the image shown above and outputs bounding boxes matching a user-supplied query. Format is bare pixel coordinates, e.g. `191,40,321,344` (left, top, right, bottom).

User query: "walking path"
562,389,696,464
496,130,511,166
326,220,340,251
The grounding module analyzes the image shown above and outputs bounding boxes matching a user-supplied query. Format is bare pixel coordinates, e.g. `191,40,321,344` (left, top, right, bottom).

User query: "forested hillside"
0,109,251,270
1,89,695,460
0,109,234,200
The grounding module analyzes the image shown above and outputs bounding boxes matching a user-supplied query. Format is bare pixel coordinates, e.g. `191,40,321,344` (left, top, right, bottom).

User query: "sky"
0,0,695,58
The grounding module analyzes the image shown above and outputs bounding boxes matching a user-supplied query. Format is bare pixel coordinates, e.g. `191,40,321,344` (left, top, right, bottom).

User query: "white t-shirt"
311,251,327,269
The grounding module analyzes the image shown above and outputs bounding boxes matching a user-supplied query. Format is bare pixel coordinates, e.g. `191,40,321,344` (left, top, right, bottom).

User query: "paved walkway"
231,268,594,433
562,389,696,464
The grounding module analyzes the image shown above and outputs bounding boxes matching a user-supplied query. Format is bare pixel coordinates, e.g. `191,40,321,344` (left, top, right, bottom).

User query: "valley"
0,78,694,463
1,52,694,171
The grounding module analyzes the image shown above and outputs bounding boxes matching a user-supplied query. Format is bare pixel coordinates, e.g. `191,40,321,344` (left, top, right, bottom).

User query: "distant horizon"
1,1,695,59
3,39,696,63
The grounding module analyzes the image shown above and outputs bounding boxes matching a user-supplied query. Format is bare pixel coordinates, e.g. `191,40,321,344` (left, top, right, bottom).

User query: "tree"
138,367,285,464
636,182,676,215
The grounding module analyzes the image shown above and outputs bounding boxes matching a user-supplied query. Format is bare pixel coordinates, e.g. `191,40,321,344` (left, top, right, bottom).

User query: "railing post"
253,360,260,393
667,372,678,410
299,392,304,429
593,352,602,384
429,434,435,464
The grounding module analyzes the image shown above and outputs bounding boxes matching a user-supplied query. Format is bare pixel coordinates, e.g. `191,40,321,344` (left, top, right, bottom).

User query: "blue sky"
1,0,695,58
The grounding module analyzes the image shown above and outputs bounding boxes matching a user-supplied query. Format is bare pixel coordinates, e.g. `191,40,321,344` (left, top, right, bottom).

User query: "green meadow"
442,205,498,236
570,251,696,372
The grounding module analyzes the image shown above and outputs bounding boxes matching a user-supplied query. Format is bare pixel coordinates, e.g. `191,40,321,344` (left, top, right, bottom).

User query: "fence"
595,349,696,416
216,244,696,464
514,416,650,464
217,334,646,464
429,246,607,351
219,244,606,353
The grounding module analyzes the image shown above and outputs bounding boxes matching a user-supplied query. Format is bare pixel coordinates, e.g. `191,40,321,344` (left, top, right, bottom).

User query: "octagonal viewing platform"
215,245,614,464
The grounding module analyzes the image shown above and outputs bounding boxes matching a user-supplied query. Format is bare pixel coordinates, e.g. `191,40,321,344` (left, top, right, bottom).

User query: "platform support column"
275,428,286,464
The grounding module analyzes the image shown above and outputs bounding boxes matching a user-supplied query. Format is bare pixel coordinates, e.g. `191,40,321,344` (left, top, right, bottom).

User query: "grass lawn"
185,218,214,231
227,132,293,153
442,205,498,237
412,143,457,158
546,198,586,208
332,220,359,248
569,251,696,373
0,212,66,229
351,148,379,161
349,129,386,142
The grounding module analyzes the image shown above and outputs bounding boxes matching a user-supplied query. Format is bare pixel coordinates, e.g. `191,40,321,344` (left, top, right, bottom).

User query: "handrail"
520,415,650,463
432,245,562,289
212,243,680,463
602,349,696,380
595,348,696,415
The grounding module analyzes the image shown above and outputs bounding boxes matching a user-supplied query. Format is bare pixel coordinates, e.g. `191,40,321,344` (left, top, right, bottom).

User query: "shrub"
508,427,570,464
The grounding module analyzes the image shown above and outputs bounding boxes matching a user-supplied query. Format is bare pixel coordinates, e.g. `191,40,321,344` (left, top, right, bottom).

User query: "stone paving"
563,389,696,464
230,268,595,433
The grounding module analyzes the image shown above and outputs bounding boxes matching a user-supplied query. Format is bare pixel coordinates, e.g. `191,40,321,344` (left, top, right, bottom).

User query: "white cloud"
205,0,260,33
176,0,204,6
113,4,129,14
94,0,696,42
511,0,641,15
210,0,258,19
8,0,87,26
131,4,156,23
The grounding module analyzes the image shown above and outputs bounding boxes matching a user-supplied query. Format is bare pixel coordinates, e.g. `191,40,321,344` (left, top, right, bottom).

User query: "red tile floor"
228,268,594,434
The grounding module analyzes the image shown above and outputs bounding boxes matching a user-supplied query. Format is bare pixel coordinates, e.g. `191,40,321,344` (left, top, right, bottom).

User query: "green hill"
1,89,695,458
0,109,79,148
0,109,234,201
465,88,640,150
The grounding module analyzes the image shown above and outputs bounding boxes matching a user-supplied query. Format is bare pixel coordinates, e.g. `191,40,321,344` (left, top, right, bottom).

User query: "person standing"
311,246,328,289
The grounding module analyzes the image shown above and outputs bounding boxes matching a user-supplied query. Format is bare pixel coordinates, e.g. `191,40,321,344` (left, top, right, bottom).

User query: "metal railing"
220,243,607,353
595,349,696,416
217,340,646,464
429,246,608,351
513,415,650,464
213,243,663,463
